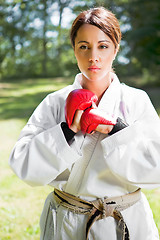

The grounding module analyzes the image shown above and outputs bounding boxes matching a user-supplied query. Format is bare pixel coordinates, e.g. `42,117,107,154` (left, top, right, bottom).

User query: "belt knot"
92,197,115,219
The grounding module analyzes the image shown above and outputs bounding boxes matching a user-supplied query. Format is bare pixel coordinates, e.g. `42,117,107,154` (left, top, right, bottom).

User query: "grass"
0,77,160,239
0,119,51,240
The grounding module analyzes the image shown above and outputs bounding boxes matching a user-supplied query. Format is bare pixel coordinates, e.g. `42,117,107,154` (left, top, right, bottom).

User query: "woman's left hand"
95,124,114,134
80,108,116,134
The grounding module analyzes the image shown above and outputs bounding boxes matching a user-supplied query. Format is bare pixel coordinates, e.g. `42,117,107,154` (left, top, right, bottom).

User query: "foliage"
0,0,160,86
0,0,78,79
119,0,160,83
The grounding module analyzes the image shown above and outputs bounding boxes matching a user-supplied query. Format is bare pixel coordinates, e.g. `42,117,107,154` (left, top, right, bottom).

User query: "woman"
9,7,160,240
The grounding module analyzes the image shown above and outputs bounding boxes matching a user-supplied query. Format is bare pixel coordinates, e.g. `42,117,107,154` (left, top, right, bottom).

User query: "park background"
0,0,160,239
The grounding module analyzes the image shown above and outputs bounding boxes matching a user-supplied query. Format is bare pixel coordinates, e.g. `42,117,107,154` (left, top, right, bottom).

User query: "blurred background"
0,0,160,239
0,0,160,85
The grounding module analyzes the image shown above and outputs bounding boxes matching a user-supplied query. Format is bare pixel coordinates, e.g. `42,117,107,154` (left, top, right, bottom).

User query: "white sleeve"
101,91,160,189
9,92,81,186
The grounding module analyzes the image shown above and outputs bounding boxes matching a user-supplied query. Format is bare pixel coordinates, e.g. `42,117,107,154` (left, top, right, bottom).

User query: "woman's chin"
82,73,109,83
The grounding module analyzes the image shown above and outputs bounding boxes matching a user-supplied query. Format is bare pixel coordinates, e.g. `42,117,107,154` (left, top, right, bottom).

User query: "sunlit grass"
143,188,160,232
0,119,52,240
0,78,160,239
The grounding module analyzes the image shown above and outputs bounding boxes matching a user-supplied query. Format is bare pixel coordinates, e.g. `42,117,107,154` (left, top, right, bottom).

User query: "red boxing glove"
81,108,116,134
65,89,98,127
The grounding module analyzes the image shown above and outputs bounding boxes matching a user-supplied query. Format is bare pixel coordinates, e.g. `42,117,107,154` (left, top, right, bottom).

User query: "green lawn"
0,78,160,239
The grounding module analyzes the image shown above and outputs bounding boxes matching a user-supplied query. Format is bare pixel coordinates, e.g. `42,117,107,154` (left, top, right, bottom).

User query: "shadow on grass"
0,78,73,121
0,78,160,121
0,92,51,120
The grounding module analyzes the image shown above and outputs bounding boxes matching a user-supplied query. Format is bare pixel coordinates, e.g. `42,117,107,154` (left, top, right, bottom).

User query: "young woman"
9,7,160,240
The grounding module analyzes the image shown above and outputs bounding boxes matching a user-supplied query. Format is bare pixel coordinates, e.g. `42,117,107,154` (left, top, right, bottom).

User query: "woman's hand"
69,108,114,134
80,108,116,134
69,109,84,133
65,89,98,127
95,124,114,134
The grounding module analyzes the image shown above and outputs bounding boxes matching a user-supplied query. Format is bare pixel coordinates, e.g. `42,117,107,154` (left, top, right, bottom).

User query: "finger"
74,109,84,121
91,102,97,109
70,110,84,133
95,124,114,134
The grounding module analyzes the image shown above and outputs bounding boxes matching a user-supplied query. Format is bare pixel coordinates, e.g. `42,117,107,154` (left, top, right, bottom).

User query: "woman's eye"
100,45,108,49
80,45,88,49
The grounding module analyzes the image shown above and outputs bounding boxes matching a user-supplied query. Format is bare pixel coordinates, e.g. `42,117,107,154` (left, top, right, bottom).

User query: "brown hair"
70,7,121,49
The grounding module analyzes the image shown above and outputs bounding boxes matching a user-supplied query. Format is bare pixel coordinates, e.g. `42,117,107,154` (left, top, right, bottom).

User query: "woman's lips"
88,66,101,72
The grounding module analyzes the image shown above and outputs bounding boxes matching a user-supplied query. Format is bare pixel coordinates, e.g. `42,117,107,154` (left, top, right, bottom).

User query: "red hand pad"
81,108,116,134
65,89,98,127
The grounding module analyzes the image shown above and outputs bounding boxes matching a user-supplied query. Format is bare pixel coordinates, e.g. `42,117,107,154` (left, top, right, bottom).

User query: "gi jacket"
9,73,160,239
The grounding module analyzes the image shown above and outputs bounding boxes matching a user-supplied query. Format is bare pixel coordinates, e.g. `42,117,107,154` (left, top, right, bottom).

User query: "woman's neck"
81,73,113,104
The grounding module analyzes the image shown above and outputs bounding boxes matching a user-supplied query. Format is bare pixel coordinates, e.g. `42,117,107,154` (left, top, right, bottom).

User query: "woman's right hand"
69,109,84,133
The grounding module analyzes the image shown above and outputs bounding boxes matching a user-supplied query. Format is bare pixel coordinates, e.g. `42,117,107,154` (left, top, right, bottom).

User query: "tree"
1,0,159,84
124,0,160,82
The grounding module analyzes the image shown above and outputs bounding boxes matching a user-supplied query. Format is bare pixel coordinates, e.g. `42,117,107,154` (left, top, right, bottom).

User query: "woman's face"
74,24,118,83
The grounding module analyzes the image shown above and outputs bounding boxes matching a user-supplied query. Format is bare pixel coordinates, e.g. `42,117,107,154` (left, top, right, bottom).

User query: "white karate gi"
9,73,160,240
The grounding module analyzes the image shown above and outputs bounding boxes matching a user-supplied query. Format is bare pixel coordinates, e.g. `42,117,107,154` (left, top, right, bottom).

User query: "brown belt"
54,188,141,240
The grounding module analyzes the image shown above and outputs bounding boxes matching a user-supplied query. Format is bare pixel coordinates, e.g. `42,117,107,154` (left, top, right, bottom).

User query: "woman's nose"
88,49,99,63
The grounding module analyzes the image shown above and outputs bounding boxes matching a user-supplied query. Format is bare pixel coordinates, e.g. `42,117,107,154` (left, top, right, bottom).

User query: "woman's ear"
113,44,120,60
115,44,120,53
73,46,78,61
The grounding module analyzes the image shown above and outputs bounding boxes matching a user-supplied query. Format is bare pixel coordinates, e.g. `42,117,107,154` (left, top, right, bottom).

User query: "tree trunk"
42,0,47,76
